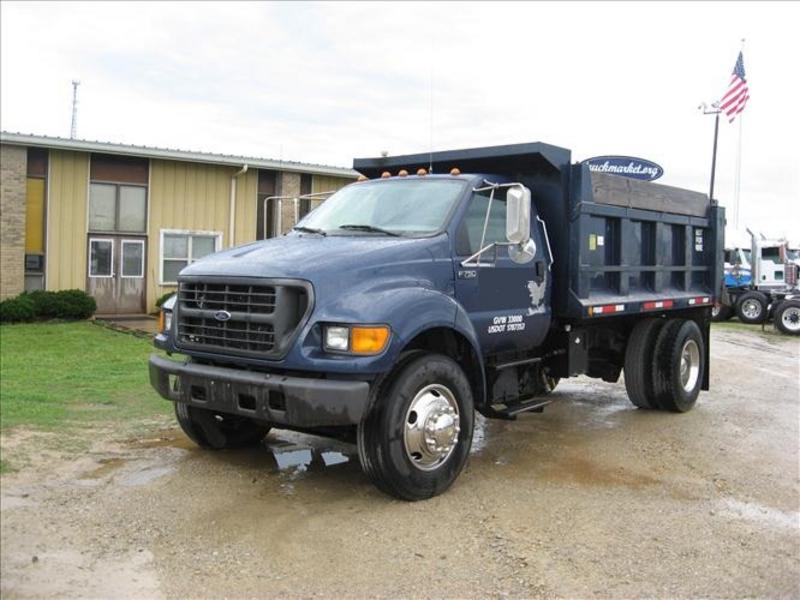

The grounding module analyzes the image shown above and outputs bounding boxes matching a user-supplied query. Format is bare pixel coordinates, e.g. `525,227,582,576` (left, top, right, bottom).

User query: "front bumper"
148,354,370,428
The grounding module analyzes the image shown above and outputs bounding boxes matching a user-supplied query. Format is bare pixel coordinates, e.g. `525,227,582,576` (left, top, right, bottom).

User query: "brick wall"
0,144,27,300
279,172,301,234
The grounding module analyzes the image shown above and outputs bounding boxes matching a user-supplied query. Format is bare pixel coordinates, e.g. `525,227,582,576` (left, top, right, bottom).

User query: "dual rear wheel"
624,318,705,412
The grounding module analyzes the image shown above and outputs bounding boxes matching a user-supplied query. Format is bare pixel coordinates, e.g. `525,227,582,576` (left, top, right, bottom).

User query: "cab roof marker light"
450,168,461,176
357,175,369,182
381,171,391,178
398,169,408,177
416,168,427,176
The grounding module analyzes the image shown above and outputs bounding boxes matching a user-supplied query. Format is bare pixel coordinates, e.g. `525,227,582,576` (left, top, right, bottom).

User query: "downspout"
229,164,249,247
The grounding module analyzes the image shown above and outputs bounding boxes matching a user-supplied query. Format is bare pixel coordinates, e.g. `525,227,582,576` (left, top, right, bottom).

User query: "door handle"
535,261,545,283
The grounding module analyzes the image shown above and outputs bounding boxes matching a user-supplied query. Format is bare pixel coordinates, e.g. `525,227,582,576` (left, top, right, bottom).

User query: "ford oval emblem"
214,310,232,322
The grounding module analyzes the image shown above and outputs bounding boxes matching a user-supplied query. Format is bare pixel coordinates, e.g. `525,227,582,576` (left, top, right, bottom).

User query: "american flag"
720,52,749,123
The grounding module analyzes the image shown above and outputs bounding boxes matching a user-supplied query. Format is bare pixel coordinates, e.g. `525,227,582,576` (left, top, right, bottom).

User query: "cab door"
453,186,552,356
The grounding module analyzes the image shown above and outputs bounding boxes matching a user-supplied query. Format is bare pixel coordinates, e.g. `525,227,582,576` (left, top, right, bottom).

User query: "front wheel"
735,291,768,324
357,353,474,501
774,300,800,335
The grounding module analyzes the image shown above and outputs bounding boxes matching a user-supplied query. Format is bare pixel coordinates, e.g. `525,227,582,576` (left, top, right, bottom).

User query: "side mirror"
506,186,536,264
506,186,531,245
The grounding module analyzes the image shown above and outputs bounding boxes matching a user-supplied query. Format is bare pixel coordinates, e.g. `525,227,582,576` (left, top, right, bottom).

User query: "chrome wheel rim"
781,307,800,332
742,299,762,320
680,339,701,392
403,384,460,471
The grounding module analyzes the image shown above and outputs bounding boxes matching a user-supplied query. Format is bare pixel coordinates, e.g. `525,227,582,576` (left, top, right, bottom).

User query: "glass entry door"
87,236,147,314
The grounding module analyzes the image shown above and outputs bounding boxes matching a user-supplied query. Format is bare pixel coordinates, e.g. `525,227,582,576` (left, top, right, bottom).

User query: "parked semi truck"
149,142,725,500
714,230,800,335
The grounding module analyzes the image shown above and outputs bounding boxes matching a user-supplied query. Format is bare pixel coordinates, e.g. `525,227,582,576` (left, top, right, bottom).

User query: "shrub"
155,291,177,308
50,289,97,320
0,295,36,323
1,290,96,322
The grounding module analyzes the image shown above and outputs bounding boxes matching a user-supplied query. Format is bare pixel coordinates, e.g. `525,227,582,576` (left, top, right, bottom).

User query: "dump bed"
354,142,725,320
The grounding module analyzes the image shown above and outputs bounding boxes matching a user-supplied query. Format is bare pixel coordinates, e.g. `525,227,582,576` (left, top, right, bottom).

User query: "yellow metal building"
0,132,356,313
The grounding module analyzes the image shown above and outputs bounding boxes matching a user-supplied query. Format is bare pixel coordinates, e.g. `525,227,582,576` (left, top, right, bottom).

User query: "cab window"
456,188,508,256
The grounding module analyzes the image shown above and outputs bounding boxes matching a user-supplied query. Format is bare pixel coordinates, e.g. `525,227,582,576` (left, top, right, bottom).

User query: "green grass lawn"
0,321,171,434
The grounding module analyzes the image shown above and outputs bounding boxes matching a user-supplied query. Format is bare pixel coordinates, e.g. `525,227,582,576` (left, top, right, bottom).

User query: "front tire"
735,291,768,324
174,403,271,449
774,300,800,335
357,353,474,501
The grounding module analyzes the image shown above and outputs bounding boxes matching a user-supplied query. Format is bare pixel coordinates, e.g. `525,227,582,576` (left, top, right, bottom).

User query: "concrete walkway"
95,316,159,336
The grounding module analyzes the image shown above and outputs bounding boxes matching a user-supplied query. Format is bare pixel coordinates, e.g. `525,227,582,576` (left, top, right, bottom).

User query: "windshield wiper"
293,225,326,236
338,224,400,237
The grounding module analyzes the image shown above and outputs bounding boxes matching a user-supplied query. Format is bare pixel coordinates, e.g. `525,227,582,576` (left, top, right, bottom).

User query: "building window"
25,148,47,291
160,230,221,284
88,238,114,278
89,183,147,233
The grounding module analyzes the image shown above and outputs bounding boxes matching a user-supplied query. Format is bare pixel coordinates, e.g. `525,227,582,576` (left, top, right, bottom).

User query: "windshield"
298,179,466,236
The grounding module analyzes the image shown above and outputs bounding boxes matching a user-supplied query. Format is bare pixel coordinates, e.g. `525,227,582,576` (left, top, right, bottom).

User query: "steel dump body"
354,142,725,321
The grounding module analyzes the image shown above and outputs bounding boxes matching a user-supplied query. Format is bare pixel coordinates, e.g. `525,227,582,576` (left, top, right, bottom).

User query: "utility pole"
699,101,721,202
70,80,80,139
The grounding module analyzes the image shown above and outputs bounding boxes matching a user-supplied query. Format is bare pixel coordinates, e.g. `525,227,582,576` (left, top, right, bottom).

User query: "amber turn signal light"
351,326,391,355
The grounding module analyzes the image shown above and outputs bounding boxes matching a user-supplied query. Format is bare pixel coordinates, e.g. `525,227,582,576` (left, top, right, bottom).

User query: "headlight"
323,325,390,355
324,326,350,351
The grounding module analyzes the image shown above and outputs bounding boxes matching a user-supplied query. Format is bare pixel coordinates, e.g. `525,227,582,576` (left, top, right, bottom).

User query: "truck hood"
180,233,451,284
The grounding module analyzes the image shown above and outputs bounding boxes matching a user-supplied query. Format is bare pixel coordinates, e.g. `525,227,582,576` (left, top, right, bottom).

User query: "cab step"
481,398,552,421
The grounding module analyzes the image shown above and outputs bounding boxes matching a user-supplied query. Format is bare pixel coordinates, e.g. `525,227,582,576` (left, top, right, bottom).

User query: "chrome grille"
176,279,310,359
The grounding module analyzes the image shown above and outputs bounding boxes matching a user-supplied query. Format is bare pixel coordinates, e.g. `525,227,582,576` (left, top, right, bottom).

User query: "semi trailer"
149,142,725,500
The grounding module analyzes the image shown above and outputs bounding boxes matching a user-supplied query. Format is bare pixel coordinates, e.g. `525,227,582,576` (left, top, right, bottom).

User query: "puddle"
133,432,196,451
119,465,176,487
79,457,130,480
265,435,353,479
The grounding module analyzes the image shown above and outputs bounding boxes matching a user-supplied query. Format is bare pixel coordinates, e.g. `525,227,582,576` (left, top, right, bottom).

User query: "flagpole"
733,114,743,229
733,38,746,230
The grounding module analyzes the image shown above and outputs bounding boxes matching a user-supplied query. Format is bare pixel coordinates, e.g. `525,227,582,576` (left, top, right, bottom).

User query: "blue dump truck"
149,142,725,500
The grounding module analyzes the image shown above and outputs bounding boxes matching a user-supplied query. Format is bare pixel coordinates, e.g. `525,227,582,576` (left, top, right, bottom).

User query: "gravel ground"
1,326,798,598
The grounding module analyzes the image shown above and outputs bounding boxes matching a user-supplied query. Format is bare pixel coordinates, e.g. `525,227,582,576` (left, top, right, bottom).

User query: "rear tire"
774,300,800,336
652,319,705,413
735,291,768,324
624,318,666,409
174,403,270,449
357,353,474,501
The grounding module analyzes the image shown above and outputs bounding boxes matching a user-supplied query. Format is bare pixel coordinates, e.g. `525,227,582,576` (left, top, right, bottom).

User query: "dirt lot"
1,326,798,598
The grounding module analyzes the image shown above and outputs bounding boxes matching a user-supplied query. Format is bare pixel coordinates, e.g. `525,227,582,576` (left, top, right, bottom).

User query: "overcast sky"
2,1,798,241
